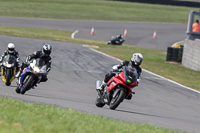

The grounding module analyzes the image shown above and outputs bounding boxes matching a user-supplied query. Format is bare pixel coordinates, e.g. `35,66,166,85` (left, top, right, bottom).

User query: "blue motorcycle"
16,58,47,94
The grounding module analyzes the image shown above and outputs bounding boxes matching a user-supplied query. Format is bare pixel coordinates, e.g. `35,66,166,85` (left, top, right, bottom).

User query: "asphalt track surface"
0,18,199,133
0,17,187,50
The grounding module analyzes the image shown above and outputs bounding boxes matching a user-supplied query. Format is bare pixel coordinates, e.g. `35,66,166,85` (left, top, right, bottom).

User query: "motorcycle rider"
0,43,20,74
108,34,124,45
97,53,143,100
116,34,123,41
113,34,124,43
15,43,52,85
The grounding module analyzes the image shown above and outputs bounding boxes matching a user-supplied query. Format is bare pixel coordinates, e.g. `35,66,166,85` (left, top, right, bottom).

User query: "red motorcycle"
95,65,138,110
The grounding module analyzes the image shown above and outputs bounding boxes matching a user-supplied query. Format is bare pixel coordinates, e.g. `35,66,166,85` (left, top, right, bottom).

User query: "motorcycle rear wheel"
110,89,126,110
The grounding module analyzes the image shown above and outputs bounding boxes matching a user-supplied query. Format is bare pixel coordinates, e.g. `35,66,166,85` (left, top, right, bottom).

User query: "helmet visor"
43,49,51,55
8,48,14,51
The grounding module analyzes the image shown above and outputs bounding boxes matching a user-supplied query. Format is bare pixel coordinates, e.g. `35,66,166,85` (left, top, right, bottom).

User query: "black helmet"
42,43,52,56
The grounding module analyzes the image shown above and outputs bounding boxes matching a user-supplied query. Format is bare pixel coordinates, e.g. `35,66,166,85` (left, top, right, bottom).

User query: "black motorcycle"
107,35,125,45
0,54,17,86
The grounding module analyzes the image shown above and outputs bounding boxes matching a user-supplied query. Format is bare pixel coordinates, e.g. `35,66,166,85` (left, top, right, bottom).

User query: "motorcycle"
95,65,138,110
0,54,17,86
16,58,47,94
107,35,125,45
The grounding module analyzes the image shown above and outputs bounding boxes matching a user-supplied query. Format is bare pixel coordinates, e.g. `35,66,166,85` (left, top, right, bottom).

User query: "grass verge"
0,26,199,91
0,0,199,23
0,97,183,133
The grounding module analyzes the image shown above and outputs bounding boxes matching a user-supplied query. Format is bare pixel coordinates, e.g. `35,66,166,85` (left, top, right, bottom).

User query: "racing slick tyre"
21,75,35,94
110,89,126,110
5,69,11,86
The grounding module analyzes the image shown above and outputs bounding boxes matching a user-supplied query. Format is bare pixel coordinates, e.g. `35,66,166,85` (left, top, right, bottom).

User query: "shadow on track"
110,108,185,121
24,93,93,105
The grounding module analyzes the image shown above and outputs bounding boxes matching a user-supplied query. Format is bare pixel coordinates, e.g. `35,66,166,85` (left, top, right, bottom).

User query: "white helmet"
131,53,143,66
7,43,15,54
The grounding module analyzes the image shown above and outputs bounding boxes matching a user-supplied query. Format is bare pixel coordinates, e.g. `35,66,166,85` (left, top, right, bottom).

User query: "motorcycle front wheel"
5,69,12,86
110,89,126,110
21,75,35,94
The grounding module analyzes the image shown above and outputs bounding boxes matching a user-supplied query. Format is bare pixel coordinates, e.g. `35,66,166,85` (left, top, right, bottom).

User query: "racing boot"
97,81,106,91
126,90,135,100
126,93,132,100
15,68,22,78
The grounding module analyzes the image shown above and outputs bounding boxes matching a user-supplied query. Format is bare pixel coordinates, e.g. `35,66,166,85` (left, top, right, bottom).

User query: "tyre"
95,94,105,107
177,48,183,62
166,53,172,61
167,47,173,54
110,89,126,110
21,75,35,94
5,69,11,86
172,48,179,62
166,47,173,61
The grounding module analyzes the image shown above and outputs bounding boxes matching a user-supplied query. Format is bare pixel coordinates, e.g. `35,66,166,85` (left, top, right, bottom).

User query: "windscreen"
35,58,46,67
3,55,16,64
123,65,138,84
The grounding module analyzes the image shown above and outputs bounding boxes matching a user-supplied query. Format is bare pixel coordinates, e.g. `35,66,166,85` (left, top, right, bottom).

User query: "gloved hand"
46,67,51,73
112,65,119,71
137,79,141,86
25,56,31,63
16,58,20,62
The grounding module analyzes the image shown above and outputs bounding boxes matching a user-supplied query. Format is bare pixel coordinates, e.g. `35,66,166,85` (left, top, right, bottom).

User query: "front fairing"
122,65,138,85
1,55,16,82
2,55,16,68
19,61,45,89
107,66,138,92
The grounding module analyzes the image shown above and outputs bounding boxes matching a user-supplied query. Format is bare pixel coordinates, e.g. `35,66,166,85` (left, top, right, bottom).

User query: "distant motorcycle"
0,54,17,86
16,58,47,94
95,65,138,110
107,35,125,45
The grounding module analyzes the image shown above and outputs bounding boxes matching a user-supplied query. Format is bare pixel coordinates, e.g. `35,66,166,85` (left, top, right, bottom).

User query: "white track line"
71,30,79,39
89,48,200,94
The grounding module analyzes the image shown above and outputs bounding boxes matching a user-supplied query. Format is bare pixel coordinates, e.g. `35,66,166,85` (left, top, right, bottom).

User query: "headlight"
33,67,40,73
6,64,12,68
3,62,13,68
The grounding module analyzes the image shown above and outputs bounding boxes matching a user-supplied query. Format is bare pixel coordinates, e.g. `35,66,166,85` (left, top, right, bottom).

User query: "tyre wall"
166,47,183,63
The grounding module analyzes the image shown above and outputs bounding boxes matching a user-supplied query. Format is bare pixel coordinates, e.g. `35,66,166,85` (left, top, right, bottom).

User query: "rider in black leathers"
97,53,143,100
15,43,52,83
108,34,124,45
0,43,20,74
